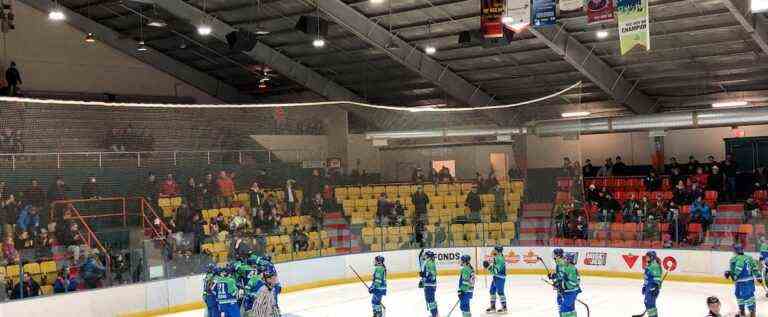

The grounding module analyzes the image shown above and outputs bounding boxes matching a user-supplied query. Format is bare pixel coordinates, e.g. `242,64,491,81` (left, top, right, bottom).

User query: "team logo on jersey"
622,253,640,268
584,252,607,266
522,250,540,264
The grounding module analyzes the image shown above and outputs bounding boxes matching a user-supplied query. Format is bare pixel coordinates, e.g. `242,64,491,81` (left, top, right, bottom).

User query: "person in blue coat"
203,264,220,317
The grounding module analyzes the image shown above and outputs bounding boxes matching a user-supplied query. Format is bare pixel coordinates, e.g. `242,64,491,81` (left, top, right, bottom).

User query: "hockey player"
214,264,242,317
458,254,476,317
419,250,438,317
724,244,762,317
552,248,565,275
243,265,280,317
483,246,507,313
369,255,387,317
235,258,255,288
642,251,663,317
203,264,220,317
552,252,581,317
758,236,768,292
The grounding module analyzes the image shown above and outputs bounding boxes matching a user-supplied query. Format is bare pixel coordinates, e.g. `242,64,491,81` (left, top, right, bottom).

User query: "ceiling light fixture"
596,26,609,39
312,38,326,48
198,23,212,36
561,111,591,118
136,41,148,52
370,0,385,3
84,32,96,43
712,101,749,108
147,18,167,28
48,9,65,21
424,45,437,55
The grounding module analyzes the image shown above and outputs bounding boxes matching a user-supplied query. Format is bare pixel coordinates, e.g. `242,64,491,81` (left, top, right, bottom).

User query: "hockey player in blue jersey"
419,250,438,317
642,251,663,317
369,255,387,317
203,264,220,317
458,254,476,317
214,264,242,317
552,252,581,317
483,245,507,313
725,244,762,317
758,235,768,293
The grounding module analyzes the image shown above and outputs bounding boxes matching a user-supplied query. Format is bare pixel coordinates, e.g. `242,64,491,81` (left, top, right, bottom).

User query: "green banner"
617,0,650,55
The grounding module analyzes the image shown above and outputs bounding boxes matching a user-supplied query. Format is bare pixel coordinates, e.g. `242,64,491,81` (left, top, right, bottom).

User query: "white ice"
163,275,768,316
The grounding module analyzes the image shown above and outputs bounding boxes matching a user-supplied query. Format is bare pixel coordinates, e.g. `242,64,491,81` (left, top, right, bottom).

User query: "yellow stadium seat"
171,197,182,207
398,185,411,196
355,199,368,208
6,265,20,279
41,260,57,282
158,198,171,207
437,184,450,193
348,187,361,198
430,196,445,206
450,224,464,234
423,184,436,194
360,186,374,198
41,285,53,295
335,187,348,200
367,199,378,207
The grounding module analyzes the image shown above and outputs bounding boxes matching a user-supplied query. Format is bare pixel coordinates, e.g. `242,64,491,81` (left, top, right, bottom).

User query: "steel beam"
316,0,496,107
529,25,656,114
153,0,362,102
18,0,251,103
723,0,768,54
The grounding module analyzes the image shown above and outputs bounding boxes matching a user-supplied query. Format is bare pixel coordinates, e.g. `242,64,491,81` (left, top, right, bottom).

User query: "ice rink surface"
164,275,768,316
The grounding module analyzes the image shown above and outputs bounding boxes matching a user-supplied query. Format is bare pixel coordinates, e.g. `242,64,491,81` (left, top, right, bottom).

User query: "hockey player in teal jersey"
419,250,438,317
483,246,507,313
203,264,219,317
235,259,255,288
725,244,762,317
458,254,476,317
758,236,768,292
214,264,241,317
552,253,581,317
242,264,280,317
369,255,387,317
642,251,663,317
550,248,565,279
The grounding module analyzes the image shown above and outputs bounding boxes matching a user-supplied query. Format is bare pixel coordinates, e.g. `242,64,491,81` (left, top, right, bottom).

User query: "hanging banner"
587,0,615,24
504,0,531,29
532,0,557,27
482,0,506,38
617,0,650,55
558,0,584,13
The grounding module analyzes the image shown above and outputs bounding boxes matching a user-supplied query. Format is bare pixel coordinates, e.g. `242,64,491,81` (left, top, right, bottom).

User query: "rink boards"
0,246,747,317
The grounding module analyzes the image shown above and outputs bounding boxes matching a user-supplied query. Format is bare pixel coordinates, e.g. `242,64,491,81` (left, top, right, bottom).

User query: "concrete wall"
378,144,515,181
6,2,219,103
347,134,382,173
249,135,328,162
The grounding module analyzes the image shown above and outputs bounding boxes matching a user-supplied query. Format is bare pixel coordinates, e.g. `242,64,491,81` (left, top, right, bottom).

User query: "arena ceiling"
24,0,768,129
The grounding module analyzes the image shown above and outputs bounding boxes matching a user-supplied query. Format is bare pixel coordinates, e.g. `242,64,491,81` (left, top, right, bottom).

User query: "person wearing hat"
706,296,722,317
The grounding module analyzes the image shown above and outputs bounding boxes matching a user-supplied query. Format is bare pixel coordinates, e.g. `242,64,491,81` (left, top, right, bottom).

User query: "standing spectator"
2,236,18,265
743,197,760,224
464,186,482,223
216,171,235,208
507,166,521,180
376,193,391,226
201,173,216,209
82,251,106,289
81,175,100,199
283,180,297,216
142,173,159,205
612,156,627,176
47,177,69,204
622,194,641,223
707,166,725,197
690,196,713,235
309,193,325,230
305,169,324,203
290,225,308,251
23,179,45,209
644,170,661,191
703,155,718,174
721,154,738,201
438,167,454,182
597,158,613,177
690,167,709,187
582,159,596,178
670,168,686,189
672,181,691,206
16,205,40,233
249,182,265,223
411,186,429,226
573,215,587,240
434,222,446,247
11,273,39,299
598,193,620,223
492,184,506,222
561,157,575,176
486,171,500,189
159,174,180,198
428,167,439,183
5,61,22,96
182,177,201,210
686,156,700,175
666,157,681,173
411,168,426,183
1,192,17,236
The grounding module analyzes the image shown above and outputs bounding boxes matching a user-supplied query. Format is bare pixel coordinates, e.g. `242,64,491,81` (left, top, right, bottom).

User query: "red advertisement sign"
482,0,505,38
587,0,615,24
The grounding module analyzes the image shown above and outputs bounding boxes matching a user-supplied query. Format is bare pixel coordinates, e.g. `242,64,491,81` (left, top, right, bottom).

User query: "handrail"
50,197,129,226
135,197,170,239
67,204,112,285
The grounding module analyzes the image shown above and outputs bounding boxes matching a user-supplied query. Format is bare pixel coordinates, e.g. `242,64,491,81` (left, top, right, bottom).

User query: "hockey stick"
349,265,387,314
541,278,591,317
445,299,460,317
631,270,670,317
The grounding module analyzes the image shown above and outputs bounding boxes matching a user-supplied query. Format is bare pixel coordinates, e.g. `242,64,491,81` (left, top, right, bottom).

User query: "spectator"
283,180,297,216
229,207,250,232
686,155,700,175
744,197,760,224
703,155,718,174
16,205,40,233
428,167,439,183
411,186,429,226
82,251,106,289
81,175,100,199
690,196,714,234
644,170,661,192
672,180,691,205
670,168,686,189
598,193,620,223
47,177,69,204
182,177,201,210
707,166,724,196
706,296,722,317
53,269,78,293
612,156,627,176
754,166,768,189
690,167,709,188
690,182,705,202
1,193,18,235
507,166,521,180
305,169,324,202
434,222,446,247
464,186,482,223
670,209,687,244
582,159,596,177
60,222,85,261
1,236,18,265
585,184,600,203
474,172,486,193
376,193,391,226
411,168,426,183
666,157,681,174
651,197,668,222
643,215,659,240
561,157,574,176
597,158,613,177
640,196,653,219
5,61,22,96
201,173,216,209
143,173,159,205
486,171,499,189
573,215,587,240
664,202,680,225
322,184,335,211
622,194,641,223
492,184,506,222
160,174,180,198
23,179,45,209
11,272,39,300
216,171,235,208
290,225,308,251
309,193,325,230
721,154,738,201
438,166,454,183
249,182,265,223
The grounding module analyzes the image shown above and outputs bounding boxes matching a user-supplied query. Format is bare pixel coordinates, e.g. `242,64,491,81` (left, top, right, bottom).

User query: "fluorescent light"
753,0,768,13
197,24,212,36
312,38,326,48
147,19,167,28
254,30,270,35
712,101,749,108
596,29,609,39
136,41,148,52
424,45,437,55
509,22,529,31
370,0,385,3
84,32,96,43
48,10,65,21
561,111,591,118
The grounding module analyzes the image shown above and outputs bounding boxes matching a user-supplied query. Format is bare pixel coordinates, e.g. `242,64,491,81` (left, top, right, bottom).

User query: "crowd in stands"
104,126,155,153
0,128,22,154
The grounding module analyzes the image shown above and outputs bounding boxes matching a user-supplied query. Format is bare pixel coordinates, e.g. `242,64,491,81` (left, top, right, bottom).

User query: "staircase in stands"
703,204,746,250
324,211,361,254
517,203,554,246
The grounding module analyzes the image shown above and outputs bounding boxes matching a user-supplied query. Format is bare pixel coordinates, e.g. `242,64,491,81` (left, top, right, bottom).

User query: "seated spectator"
81,175,100,199
686,155,700,175
707,166,724,195
160,174,180,198
664,202,680,224
53,268,78,293
582,159,596,177
622,194,641,223
651,197,668,222
59,221,85,261
82,251,106,289
35,229,55,258
670,168,686,189
644,170,661,191
690,182,705,202
585,184,600,203
572,215,587,240
16,230,35,250
262,207,280,234
434,222,446,247
598,193,620,223
744,197,761,224
23,179,45,208
290,225,308,251
690,167,709,188
11,272,40,299
672,181,691,205
690,196,714,234
1,236,18,265
16,205,40,233
612,156,627,176
229,207,250,232
643,215,659,240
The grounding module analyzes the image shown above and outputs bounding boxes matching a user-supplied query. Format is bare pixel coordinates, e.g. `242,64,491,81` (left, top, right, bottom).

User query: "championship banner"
504,0,531,30
617,0,650,55
532,0,557,27
481,0,505,38
587,0,615,24
558,0,583,13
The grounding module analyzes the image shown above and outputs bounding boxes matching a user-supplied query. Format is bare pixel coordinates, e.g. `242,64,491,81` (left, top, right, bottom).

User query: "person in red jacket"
217,171,235,208
159,174,179,197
